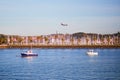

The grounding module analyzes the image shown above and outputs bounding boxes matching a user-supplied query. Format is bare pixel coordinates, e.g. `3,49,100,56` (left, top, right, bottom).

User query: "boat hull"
21,53,38,57
86,52,98,56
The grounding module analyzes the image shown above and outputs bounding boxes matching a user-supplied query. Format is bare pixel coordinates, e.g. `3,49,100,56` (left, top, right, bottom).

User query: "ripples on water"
0,48,120,80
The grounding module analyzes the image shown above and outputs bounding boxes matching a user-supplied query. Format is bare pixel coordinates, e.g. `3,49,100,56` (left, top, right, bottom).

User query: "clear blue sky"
0,0,120,36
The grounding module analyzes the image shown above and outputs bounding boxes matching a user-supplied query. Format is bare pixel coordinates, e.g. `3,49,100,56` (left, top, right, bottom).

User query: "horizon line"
0,31,120,36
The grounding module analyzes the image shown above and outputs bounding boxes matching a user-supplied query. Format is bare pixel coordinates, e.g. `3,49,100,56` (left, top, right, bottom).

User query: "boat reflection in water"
21,56,37,62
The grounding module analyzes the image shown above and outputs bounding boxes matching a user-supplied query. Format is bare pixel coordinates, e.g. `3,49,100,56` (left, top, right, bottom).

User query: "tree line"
0,32,120,45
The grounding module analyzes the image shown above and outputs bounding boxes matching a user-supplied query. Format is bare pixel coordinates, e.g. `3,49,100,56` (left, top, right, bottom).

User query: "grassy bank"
0,44,120,49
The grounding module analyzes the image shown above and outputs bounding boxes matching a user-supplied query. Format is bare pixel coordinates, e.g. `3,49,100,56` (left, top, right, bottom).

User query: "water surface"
0,48,120,80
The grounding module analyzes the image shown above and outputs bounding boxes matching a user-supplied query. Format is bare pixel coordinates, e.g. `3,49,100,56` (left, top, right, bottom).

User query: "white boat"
21,50,38,57
86,50,98,56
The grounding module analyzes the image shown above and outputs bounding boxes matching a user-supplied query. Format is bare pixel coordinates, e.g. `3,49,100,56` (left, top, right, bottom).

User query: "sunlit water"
0,48,120,80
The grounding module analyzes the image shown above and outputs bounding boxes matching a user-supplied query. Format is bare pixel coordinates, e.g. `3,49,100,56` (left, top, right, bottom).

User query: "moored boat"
21,50,38,57
86,50,98,56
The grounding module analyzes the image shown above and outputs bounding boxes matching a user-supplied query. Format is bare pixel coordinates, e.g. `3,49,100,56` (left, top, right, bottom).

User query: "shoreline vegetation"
0,32,120,48
0,44,120,49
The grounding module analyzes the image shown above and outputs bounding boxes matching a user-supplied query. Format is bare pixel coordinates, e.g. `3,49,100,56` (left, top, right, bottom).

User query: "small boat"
21,50,38,57
86,50,98,56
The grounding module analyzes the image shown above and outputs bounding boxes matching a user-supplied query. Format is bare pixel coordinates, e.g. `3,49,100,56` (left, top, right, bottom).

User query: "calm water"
0,48,120,80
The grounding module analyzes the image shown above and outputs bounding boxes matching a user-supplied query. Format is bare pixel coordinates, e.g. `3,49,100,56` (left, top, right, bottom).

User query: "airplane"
61,23,68,26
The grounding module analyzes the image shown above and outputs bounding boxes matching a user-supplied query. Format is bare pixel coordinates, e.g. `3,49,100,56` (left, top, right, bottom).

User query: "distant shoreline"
0,44,120,49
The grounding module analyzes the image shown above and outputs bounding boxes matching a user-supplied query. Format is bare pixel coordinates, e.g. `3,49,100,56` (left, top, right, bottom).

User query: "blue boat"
21,50,38,57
